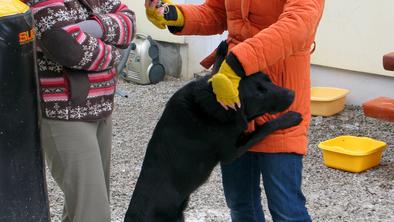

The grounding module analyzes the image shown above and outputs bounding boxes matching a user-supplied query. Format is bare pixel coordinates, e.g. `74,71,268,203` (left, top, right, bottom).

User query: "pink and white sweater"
31,0,135,121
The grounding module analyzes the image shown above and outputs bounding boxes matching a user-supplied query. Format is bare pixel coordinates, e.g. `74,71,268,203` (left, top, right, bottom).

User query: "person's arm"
76,20,103,39
171,0,227,35
32,1,135,71
145,0,227,35
91,2,136,48
227,0,325,76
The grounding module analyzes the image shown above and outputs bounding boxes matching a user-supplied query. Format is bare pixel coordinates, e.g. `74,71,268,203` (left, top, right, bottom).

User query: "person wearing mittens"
145,0,324,221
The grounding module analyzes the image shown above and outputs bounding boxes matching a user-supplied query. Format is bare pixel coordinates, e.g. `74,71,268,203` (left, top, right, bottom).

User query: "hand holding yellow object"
145,0,184,29
208,61,241,110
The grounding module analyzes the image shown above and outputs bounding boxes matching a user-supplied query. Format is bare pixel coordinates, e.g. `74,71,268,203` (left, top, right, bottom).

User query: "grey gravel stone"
46,77,394,222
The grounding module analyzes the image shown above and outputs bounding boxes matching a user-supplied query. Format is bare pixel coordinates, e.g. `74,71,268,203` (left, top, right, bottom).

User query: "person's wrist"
168,25,184,33
225,52,245,78
163,5,184,27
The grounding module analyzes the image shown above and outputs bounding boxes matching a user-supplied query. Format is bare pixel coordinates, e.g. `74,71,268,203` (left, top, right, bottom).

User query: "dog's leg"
236,111,302,156
218,110,251,164
175,198,189,222
125,177,186,222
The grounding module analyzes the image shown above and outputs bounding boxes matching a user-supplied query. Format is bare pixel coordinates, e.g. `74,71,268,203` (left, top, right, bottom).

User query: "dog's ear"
193,85,237,123
190,77,240,123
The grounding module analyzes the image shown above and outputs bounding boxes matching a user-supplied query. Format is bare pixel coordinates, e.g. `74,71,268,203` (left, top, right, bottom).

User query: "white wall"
182,0,227,75
311,65,394,105
124,0,394,105
312,0,394,77
184,34,227,76
123,0,225,79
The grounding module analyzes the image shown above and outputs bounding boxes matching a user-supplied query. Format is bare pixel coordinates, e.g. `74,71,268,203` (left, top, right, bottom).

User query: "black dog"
124,44,302,222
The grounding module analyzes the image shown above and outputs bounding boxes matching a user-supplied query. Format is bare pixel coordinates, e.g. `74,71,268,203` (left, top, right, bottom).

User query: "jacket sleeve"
33,1,124,71
172,0,227,35
229,0,325,76
91,3,136,48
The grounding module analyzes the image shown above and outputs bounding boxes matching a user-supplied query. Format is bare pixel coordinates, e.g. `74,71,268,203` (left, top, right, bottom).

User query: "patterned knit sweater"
30,0,135,121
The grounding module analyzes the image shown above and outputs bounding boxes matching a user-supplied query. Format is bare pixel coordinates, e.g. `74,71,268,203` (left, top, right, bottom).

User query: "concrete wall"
122,0,394,105
311,65,394,105
311,0,394,77
184,34,227,77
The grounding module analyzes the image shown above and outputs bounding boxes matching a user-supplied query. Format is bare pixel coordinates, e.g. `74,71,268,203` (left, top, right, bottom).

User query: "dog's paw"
275,111,303,129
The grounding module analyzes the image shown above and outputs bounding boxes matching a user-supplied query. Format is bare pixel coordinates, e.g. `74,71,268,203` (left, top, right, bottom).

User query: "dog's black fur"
124,43,302,222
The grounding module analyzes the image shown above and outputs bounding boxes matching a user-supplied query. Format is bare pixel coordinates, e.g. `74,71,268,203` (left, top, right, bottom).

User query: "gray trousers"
41,117,112,222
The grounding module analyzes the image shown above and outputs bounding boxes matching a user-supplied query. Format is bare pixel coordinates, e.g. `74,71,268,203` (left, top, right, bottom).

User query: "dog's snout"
269,89,295,114
283,90,295,107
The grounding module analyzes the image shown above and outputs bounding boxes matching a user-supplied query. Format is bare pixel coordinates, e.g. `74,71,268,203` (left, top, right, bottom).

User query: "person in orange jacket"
146,0,324,221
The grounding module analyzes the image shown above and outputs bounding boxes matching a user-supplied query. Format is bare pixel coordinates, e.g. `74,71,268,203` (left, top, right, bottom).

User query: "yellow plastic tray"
318,136,387,173
311,87,350,116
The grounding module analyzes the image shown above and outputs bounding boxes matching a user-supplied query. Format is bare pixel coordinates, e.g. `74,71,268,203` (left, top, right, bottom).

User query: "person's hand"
145,0,184,29
208,60,241,110
76,20,103,38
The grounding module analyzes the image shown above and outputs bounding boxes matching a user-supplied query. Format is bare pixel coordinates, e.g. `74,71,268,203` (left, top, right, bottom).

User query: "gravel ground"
46,76,394,222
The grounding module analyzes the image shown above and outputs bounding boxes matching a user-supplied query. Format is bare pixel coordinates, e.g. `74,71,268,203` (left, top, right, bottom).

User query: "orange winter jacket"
175,0,325,154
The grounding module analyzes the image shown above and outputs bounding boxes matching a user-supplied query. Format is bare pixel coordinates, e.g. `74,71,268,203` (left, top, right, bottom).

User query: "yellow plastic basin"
311,87,350,116
318,136,387,173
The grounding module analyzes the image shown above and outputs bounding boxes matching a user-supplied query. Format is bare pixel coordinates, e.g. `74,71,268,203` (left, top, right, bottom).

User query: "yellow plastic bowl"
311,87,350,116
318,136,387,173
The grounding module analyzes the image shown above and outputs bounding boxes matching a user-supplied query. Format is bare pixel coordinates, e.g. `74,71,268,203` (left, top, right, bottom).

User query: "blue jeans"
220,152,311,222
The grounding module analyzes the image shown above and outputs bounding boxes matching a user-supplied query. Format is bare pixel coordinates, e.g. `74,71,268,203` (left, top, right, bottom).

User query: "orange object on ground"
174,0,325,154
383,52,394,71
362,97,394,122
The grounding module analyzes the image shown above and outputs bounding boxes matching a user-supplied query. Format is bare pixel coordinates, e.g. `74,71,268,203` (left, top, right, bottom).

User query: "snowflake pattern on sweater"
31,0,135,121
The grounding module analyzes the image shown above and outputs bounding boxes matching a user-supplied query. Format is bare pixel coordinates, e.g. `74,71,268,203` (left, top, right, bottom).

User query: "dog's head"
239,73,295,121
191,73,295,124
